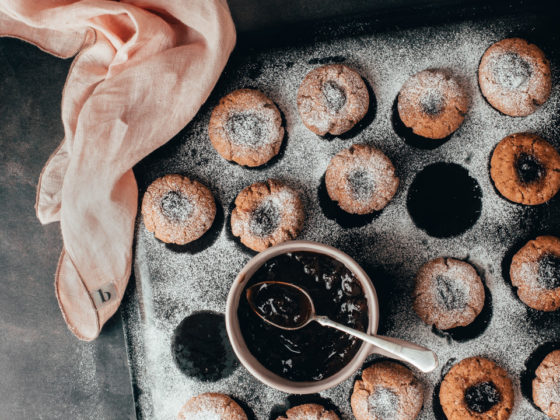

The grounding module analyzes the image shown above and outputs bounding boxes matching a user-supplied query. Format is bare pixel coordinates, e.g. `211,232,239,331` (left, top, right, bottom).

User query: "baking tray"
122,3,560,419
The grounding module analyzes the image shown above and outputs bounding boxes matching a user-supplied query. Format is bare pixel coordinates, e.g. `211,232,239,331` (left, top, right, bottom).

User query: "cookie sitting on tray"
351,361,424,420
297,64,369,136
325,144,399,215
276,403,339,420
141,174,216,245
533,349,560,420
510,235,560,311
397,68,469,139
490,133,560,205
412,257,485,330
439,357,514,420
231,179,305,252
209,89,284,167
478,37,551,117
177,392,247,420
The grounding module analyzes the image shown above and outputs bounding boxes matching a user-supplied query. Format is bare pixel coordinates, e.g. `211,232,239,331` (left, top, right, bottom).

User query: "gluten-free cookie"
177,393,247,420
351,361,424,420
141,174,216,245
397,69,469,139
479,38,551,117
209,89,284,167
231,179,305,252
490,133,560,205
325,144,399,214
276,403,339,420
297,64,369,136
533,349,560,420
510,235,560,311
413,257,485,330
439,357,514,420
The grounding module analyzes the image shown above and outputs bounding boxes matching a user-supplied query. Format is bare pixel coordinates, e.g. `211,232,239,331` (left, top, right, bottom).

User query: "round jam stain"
238,252,369,382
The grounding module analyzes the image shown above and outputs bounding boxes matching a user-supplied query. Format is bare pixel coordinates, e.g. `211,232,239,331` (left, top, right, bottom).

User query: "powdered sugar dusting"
123,12,560,420
368,387,399,419
226,110,276,147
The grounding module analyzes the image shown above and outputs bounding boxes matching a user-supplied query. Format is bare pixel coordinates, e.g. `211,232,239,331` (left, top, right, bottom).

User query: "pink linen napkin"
0,0,236,340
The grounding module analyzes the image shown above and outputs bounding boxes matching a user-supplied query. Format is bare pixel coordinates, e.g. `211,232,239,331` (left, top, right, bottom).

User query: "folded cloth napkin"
0,0,236,340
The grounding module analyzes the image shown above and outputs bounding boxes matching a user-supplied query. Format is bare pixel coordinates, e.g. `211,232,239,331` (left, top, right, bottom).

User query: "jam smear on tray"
238,251,369,382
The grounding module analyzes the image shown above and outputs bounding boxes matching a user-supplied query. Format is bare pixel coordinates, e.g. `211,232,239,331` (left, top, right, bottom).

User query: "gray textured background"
0,1,549,419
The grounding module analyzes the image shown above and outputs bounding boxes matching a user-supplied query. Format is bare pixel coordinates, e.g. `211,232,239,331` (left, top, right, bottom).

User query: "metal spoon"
246,281,438,373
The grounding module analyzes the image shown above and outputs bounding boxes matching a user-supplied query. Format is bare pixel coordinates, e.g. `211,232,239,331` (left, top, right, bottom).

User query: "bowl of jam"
225,240,381,394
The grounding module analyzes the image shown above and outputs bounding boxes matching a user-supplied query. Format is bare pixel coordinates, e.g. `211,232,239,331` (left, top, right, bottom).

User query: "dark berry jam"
246,282,312,329
464,381,501,413
516,153,545,184
538,254,560,290
238,251,368,382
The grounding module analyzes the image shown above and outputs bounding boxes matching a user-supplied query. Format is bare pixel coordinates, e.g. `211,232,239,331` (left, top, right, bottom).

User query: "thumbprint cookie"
177,392,247,420
397,69,469,139
297,64,369,136
490,133,560,205
439,357,514,420
141,174,216,245
351,361,424,420
510,235,560,311
231,179,304,252
325,144,399,214
276,403,340,420
479,38,551,117
533,349,560,419
413,257,485,330
209,89,284,167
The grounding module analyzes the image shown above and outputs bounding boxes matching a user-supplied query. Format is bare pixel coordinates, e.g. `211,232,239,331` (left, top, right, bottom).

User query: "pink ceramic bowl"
226,240,416,394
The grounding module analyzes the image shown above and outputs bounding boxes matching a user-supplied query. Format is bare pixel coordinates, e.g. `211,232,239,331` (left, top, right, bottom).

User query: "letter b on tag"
91,283,117,309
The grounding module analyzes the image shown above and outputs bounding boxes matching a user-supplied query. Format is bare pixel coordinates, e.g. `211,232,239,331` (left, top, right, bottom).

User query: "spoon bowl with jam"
246,280,437,373
226,240,438,394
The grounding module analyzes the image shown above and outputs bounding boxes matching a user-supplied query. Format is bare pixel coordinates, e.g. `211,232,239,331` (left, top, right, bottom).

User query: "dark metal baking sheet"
122,4,560,419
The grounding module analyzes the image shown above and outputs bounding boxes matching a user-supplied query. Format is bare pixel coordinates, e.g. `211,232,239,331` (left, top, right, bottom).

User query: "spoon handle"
314,316,438,373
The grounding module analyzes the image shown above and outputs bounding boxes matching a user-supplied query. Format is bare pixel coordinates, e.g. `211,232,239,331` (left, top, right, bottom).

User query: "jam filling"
347,170,376,201
250,199,280,237
226,112,267,147
435,275,468,311
538,254,560,290
246,282,312,329
238,251,368,382
464,381,501,413
322,81,347,112
160,191,192,222
515,153,545,184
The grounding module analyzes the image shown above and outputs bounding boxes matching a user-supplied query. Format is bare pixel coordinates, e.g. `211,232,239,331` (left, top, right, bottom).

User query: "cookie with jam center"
412,257,485,330
397,69,469,139
276,403,340,420
177,392,247,420
141,174,216,245
351,361,424,420
325,144,399,215
209,89,284,167
231,179,305,252
297,64,369,136
510,235,560,311
533,349,560,419
478,38,551,117
490,133,560,205
440,357,514,420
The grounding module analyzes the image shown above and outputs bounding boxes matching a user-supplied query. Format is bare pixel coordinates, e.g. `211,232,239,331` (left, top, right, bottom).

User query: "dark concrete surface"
0,1,546,419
